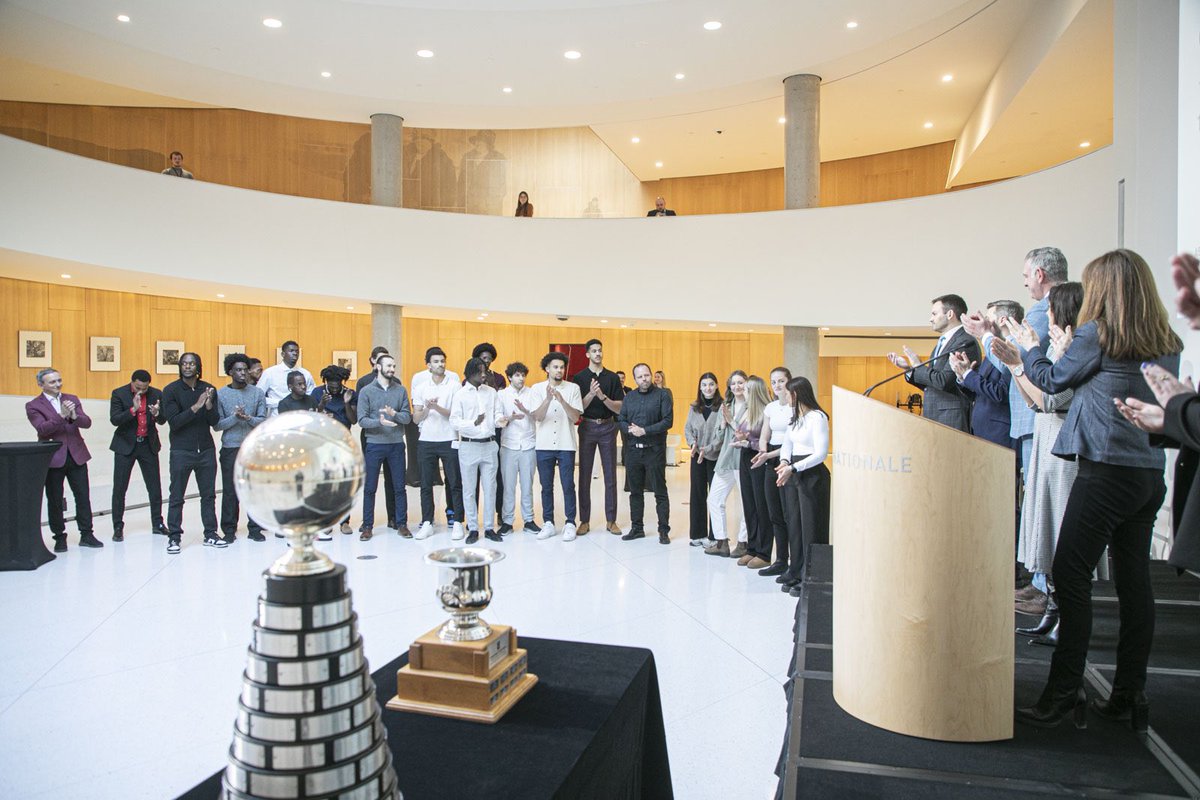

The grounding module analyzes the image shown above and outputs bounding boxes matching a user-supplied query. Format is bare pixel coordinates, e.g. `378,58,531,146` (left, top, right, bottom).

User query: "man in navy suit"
950,300,1024,448
26,368,103,552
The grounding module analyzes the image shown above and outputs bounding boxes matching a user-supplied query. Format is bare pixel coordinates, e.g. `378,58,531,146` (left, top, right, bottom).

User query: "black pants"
168,448,218,537
362,429,398,522
738,448,768,559
760,455,788,565
111,440,162,530
626,443,669,534
782,464,830,583
46,452,92,537
404,421,425,488
419,440,464,524
689,457,716,540
219,447,263,536
1049,458,1165,693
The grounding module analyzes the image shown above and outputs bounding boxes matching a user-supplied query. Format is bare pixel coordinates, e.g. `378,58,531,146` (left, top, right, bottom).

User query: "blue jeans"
364,442,407,528
536,450,576,525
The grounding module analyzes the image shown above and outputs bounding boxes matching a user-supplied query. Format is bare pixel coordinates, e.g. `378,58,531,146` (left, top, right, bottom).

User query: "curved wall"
0,134,1116,328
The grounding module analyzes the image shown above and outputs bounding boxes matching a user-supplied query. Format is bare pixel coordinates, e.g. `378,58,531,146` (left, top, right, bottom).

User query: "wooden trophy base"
386,623,538,724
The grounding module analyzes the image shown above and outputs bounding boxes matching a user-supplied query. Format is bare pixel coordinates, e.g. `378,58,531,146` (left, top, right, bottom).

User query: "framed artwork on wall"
332,351,358,379
157,340,185,375
218,344,246,374
90,336,121,372
18,331,52,368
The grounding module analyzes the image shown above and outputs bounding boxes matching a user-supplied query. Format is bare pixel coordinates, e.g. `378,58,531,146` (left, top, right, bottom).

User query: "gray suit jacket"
1021,320,1179,469
906,326,980,432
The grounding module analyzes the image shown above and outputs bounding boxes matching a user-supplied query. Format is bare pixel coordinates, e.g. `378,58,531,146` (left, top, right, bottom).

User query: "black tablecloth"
178,636,673,799
0,441,60,571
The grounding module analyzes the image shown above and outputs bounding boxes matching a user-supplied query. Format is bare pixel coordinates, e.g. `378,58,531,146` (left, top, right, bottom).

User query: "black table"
179,637,673,799
0,441,60,571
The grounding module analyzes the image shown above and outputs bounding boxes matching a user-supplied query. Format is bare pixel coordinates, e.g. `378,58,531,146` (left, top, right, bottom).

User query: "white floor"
0,466,794,800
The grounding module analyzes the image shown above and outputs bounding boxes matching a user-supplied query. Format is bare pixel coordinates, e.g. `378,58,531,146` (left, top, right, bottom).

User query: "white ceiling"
0,0,1112,182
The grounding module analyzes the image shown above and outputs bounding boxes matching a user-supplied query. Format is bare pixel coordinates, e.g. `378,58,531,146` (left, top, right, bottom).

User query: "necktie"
933,335,947,358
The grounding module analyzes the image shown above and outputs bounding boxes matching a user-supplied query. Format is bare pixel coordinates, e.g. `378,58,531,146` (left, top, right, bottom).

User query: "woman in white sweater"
774,376,831,597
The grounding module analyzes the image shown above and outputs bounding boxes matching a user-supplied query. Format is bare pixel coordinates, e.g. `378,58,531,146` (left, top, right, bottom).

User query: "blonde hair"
744,375,772,427
1077,249,1182,361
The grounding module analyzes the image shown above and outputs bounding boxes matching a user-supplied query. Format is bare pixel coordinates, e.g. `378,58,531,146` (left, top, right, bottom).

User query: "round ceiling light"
262,18,283,28
417,49,434,58
502,86,513,93
1079,141,1091,148
564,50,582,60
703,21,722,31
320,71,332,78
941,73,953,82
675,73,685,80
923,121,933,129
631,136,640,143
655,161,663,168
846,21,858,29
117,14,130,23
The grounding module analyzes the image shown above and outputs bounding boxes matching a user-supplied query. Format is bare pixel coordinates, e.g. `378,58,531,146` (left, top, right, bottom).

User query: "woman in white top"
774,376,831,597
751,367,794,577
684,373,724,546
704,371,751,558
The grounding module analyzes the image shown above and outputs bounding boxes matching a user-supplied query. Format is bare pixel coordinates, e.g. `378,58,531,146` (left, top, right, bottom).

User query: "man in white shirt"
450,357,500,544
529,352,584,541
496,362,538,534
411,347,464,539
259,340,315,415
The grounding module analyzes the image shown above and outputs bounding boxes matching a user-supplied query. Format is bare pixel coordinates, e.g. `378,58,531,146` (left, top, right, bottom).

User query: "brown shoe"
576,522,590,535
746,556,770,569
606,522,623,535
730,542,748,559
1015,595,1048,616
704,539,730,557
1014,584,1044,602
340,522,353,535
396,525,412,539
737,553,754,566
359,527,373,541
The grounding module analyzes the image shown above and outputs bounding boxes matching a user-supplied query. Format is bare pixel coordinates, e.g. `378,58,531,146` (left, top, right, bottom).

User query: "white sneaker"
317,529,333,541
450,522,465,541
414,521,433,540
562,523,577,542
536,522,556,541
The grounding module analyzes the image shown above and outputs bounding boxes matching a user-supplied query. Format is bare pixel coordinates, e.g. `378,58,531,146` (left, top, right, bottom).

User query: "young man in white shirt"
496,362,538,534
529,352,584,541
450,357,500,544
258,340,315,415
411,347,464,540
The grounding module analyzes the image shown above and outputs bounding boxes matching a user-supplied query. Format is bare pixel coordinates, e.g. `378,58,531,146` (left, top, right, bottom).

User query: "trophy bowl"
235,410,364,576
426,548,505,641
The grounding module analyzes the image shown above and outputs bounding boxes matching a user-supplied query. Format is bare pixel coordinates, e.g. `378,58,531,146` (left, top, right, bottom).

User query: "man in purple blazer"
25,368,102,552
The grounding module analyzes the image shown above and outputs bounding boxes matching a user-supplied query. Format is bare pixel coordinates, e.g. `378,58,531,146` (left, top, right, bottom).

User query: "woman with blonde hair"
732,375,774,568
704,370,751,557
995,249,1181,731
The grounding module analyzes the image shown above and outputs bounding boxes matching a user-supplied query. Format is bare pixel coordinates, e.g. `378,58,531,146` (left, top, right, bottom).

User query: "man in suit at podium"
109,369,168,541
26,368,102,552
887,294,980,432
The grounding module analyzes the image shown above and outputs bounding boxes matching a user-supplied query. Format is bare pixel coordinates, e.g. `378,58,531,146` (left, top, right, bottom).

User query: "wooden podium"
830,387,1014,742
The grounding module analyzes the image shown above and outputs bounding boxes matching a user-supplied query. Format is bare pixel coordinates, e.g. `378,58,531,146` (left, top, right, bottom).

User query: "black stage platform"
777,546,1200,799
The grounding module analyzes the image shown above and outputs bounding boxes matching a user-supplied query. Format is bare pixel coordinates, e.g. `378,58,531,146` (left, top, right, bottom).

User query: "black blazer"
646,209,676,216
905,326,980,432
109,384,165,455
1163,393,1200,572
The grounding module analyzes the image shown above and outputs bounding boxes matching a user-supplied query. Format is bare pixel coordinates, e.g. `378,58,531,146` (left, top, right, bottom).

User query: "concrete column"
371,303,404,378
783,326,820,386
370,113,404,207
783,74,821,209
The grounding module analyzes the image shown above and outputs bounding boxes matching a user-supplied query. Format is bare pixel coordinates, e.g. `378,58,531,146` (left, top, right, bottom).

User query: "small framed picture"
90,336,121,372
18,330,52,368
332,350,358,379
157,340,185,375
218,344,246,374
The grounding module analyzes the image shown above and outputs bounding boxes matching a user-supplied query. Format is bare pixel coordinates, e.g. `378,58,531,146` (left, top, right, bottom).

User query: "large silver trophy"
223,411,400,800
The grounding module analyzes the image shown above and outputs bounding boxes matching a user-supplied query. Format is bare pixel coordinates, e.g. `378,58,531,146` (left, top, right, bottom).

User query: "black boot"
1091,688,1149,733
1017,591,1058,636
1016,685,1087,729
1030,619,1059,647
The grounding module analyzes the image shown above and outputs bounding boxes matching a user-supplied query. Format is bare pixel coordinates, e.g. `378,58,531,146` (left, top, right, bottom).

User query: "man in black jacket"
109,369,168,541
618,363,674,544
161,352,221,553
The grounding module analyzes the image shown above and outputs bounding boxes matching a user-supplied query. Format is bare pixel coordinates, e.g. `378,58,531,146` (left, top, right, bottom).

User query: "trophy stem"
271,530,335,576
441,611,492,642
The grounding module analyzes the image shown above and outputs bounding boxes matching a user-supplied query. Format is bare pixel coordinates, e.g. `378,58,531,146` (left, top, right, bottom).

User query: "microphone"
863,350,957,397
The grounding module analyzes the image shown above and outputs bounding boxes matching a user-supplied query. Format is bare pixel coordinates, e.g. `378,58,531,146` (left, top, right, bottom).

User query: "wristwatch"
1012,364,1025,377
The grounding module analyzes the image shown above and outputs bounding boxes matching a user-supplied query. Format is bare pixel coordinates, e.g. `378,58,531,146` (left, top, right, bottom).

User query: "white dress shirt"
412,373,459,442
763,400,792,446
933,324,963,358
450,383,499,440
780,410,830,473
529,380,583,452
410,368,460,397
259,362,315,413
43,392,62,414
497,385,537,450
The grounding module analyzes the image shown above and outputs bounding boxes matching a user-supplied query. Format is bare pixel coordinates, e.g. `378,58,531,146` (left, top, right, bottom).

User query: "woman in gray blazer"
994,249,1182,731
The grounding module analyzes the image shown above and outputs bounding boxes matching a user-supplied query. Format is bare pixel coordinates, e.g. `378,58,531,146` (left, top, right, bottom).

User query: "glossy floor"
0,466,794,799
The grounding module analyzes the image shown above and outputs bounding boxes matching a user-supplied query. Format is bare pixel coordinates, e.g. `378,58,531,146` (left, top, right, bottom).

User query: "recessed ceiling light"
417,49,434,58
481,312,489,317
216,293,225,298
600,319,609,323
703,21,722,31
941,73,953,82
262,18,282,28
346,305,354,310
564,50,582,60
846,21,858,29
675,73,685,80
884,332,893,336
117,14,130,23
820,327,831,331
631,136,640,144
502,86,513,93
1079,141,1091,148
708,323,717,327
923,121,933,129
655,161,663,168
320,71,332,78
60,273,71,279
778,116,786,124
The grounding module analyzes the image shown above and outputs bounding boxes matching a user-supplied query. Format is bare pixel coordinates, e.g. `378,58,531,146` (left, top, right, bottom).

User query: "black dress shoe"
1016,686,1087,729
79,533,104,548
1030,620,1059,647
1017,609,1058,637
780,581,799,593
658,533,670,545
465,530,479,544
485,530,503,543
1091,688,1149,732
789,585,804,598
621,529,645,541
497,523,513,535
112,528,124,543
774,574,791,584
53,537,67,553
152,523,169,536
758,562,787,577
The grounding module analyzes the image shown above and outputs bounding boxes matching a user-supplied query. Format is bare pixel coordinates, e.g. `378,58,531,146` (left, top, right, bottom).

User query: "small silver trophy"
426,548,506,642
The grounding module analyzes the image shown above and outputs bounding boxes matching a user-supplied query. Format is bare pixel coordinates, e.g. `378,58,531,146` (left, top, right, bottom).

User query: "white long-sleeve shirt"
450,383,498,440
780,410,830,473
259,362,315,414
497,385,537,450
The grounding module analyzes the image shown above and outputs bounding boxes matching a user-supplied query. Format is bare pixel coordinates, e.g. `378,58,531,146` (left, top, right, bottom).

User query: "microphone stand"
863,351,956,397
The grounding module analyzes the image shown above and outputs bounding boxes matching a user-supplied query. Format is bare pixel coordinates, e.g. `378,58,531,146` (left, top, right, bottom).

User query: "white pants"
706,469,747,542
458,440,498,532
499,446,536,525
